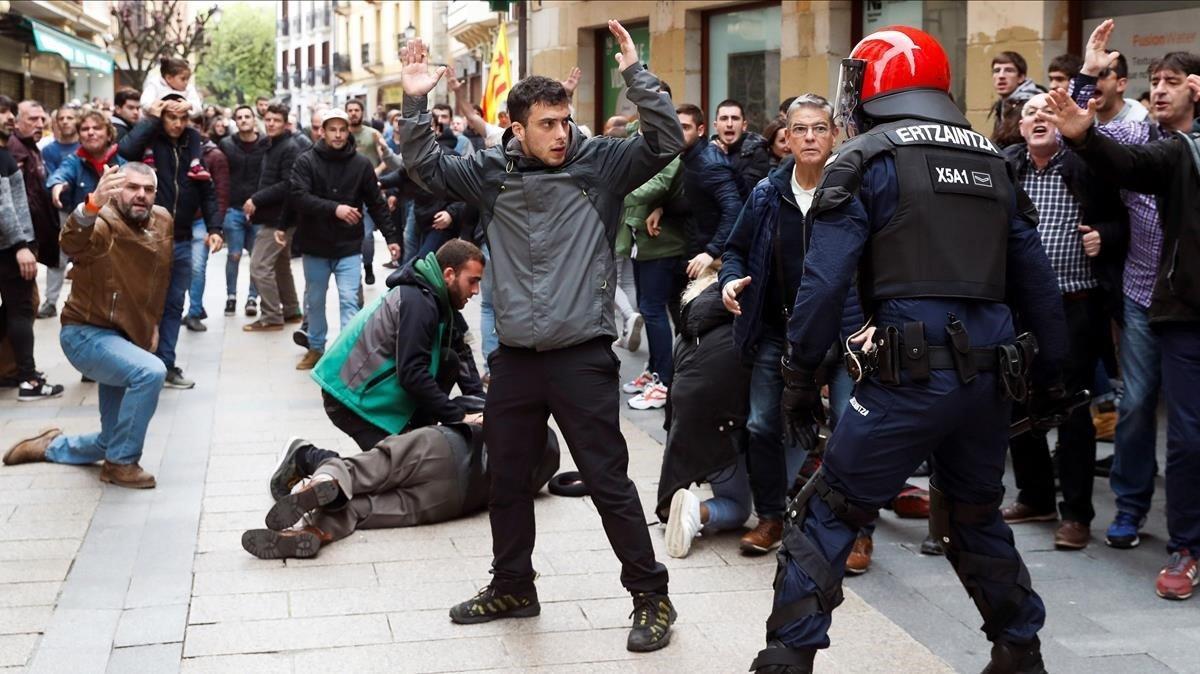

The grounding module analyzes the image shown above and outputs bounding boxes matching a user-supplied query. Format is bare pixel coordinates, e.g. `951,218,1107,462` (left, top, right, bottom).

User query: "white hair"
786,93,835,127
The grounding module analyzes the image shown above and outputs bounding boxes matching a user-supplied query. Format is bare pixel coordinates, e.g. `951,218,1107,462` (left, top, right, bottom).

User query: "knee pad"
929,483,1034,639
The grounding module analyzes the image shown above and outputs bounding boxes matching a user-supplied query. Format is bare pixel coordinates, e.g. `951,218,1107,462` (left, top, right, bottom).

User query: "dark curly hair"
506,76,570,126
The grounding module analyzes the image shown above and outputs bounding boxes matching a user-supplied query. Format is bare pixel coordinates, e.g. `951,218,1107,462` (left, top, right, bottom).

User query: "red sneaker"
188,163,212,181
1156,551,1198,600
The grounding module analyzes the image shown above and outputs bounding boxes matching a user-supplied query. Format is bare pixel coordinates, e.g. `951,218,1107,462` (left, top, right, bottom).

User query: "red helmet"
834,25,965,136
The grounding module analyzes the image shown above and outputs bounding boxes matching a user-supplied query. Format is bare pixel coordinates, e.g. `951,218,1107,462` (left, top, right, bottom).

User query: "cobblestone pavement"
0,251,1184,673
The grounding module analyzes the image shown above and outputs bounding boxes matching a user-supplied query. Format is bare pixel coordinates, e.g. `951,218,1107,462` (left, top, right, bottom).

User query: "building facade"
0,0,114,108
524,0,1200,134
275,0,337,126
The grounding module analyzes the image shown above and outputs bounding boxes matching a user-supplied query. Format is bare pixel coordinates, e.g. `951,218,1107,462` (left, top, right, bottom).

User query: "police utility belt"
844,314,1037,402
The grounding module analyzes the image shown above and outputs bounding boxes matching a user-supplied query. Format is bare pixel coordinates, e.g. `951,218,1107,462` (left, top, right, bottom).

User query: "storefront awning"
26,18,113,74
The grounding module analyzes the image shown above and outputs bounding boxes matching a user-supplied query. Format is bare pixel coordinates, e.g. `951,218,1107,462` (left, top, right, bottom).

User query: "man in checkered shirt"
998,91,1129,551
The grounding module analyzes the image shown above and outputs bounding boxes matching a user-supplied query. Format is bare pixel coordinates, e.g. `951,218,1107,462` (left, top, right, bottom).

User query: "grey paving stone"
0,558,71,584
188,593,290,625
179,652,292,674
0,606,53,635
0,581,61,609
27,644,110,674
0,538,80,562
183,614,392,658
106,643,182,674
113,604,188,647
36,607,120,650
0,633,36,667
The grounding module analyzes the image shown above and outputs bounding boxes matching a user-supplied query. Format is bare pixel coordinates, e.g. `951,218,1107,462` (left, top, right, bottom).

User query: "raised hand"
1081,19,1120,77
90,164,125,210
561,66,582,97
1188,73,1200,101
1037,88,1096,142
399,37,447,97
608,20,639,71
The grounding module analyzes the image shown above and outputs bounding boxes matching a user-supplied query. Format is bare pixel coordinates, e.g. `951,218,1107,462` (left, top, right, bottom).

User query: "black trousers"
323,390,390,451
1010,289,1105,524
485,337,668,595
0,248,37,381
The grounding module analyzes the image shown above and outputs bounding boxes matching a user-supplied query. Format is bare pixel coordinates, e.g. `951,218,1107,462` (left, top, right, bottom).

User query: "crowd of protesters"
1,17,1199,666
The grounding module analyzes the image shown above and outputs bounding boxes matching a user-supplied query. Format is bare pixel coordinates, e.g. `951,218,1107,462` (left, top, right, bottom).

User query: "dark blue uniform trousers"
772,369,1046,649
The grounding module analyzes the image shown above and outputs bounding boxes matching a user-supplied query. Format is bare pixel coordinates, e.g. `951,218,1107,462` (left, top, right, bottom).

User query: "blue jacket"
680,139,744,258
46,147,125,213
721,159,864,357
786,150,1067,386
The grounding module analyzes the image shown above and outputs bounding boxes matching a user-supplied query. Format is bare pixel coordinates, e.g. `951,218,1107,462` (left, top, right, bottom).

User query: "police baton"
1008,389,1092,438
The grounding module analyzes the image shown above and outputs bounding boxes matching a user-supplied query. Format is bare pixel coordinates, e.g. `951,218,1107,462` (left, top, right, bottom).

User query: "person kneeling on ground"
312,239,486,450
3,163,172,488
241,424,560,559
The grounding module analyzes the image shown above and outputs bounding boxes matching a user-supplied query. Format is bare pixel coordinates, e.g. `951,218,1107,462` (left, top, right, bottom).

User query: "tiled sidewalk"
0,254,951,673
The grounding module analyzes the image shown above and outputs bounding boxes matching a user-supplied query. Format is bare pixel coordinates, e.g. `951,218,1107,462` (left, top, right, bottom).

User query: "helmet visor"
834,58,866,137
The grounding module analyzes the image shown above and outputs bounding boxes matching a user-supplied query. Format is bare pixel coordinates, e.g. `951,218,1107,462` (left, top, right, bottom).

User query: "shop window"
704,4,782,133
0,71,20,100
859,0,967,112
31,77,63,111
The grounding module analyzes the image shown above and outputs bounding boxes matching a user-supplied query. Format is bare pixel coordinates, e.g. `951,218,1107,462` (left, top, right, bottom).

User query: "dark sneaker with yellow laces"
449,585,540,624
626,591,676,652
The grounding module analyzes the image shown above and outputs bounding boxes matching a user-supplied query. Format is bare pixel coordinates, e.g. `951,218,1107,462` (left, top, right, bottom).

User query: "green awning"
27,18,113,74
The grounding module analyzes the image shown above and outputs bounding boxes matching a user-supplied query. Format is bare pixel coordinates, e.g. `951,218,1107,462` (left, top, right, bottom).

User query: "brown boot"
241,526,329,559
845,534,873,575
740,518,783,554
100,461,156,489
243,320,283,332
1054,520,1090,550
296,349,322,370
3,428,61,465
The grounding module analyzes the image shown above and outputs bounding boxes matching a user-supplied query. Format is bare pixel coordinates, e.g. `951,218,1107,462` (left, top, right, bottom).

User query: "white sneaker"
622,369,654,394
623,313,644,352
665,489,702,558
628,381,668,410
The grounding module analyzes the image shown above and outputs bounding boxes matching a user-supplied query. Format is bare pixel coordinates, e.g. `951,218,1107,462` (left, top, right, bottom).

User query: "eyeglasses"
790,124,831,137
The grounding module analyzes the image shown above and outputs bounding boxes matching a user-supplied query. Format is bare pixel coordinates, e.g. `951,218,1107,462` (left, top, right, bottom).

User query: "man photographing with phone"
396,20,685,653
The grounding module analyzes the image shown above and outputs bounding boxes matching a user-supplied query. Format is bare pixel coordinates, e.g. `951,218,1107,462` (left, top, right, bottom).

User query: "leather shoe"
845,534,873,575
892,485,930,518
1054,520,1090,550
296,349,323,370
3,428,61,465
1000,502,1056,524
100,461,156,489
740,518,783,554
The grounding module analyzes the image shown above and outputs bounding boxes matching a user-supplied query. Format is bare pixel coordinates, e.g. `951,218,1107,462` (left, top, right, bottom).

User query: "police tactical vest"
854,119,1014,306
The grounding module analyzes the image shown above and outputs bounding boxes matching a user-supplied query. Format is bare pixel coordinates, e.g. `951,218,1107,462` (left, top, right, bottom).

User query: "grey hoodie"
398,63,684,351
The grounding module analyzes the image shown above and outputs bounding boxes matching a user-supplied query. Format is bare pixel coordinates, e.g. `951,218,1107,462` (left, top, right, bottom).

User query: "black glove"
1028,382,1069,432
780,355,827,450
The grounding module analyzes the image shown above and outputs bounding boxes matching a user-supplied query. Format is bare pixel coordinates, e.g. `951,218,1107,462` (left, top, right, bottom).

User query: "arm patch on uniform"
925,154,998,199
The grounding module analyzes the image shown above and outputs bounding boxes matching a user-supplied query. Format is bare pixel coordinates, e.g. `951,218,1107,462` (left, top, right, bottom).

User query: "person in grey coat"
396,22,684,652
240,424,560,560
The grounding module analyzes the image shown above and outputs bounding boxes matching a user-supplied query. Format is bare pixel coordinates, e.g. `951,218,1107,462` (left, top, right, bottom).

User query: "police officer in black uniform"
749,26,1070,674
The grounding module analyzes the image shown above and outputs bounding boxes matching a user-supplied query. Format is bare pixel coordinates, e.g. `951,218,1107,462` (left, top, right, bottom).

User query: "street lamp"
405,22,416,40
210,4,223,23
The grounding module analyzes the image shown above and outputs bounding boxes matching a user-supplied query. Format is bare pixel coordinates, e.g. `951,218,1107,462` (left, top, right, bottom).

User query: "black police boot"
749,641,816,673
980,637,1047,674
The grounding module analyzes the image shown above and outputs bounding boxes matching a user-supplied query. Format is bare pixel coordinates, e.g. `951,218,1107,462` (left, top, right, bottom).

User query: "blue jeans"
480,245,498,369
747,330,808,520
187,220,208,319
402,202,419,265
223,207,259,300
362,210,376,266
1111,297,1162,517
156,240,192,370
633,257,680,386
47,325,167,465
1159,324,1200,553
704,454,754,532
418,228,455,259
302,254,362,353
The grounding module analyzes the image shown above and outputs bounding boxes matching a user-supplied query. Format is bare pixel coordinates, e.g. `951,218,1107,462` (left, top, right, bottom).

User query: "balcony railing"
276,73,288,90
361,43,379,67
323,7,332,27
305,68,315,86
333,52,351,74
277,18,289,36
320,65,331,85
292,70,301,88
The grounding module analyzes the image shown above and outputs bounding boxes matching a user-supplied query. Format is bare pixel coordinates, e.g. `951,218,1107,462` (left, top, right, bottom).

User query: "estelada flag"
482,23,512,125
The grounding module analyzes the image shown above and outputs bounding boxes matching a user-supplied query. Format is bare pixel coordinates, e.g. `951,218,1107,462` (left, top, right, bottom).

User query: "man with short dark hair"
990,51,1045,138
1092,51,1150,125
311,239,485,449
346,98,395,285
9,101,66,332
118,94,223,389
0,95,62,400
218,104,266,317
711,98,771,197
1048,53,1083,91
3,162,172,487
677,103,744,279
398,21,684,652
288,108,398,370
254,96,270,134
112,89,142,141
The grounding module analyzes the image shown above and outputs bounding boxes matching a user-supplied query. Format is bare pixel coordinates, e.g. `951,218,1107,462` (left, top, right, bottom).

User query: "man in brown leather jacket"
3,162,174,489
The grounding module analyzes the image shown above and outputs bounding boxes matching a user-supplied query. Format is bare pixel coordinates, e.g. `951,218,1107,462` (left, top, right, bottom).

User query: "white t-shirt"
791,171,816,216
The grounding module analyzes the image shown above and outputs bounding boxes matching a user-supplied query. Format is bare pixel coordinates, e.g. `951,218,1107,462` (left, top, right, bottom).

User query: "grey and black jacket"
398,63,684,351
0,148,34,252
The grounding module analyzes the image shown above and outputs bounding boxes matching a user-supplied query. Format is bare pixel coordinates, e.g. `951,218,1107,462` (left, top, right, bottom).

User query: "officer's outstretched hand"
780,355,826,451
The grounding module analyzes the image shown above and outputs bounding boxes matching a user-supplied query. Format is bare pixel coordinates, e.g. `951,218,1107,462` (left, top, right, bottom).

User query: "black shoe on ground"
292,329,309,350
265,477,342,531
36,302,57,319
750,640,816,673
627,591,677,652
920,533,945,556
1,370,43,388
245,298,258,317
17,378,64,402
449,585,540,624
224,298,236,316
198,309,208,320
241,528,321,560
270,437,312,501
981,637,1047,674
81,374,94,383
164,367,195,390
183,316,207,332
364,266,375,285
382,259,399,269
1094,454,1114,478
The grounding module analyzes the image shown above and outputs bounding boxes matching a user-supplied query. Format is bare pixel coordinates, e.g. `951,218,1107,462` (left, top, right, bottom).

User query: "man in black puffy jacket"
711,98,772,198
288,108,399,370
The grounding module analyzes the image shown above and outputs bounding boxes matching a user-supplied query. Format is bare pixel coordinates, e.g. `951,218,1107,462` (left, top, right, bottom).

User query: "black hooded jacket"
289,138,396,258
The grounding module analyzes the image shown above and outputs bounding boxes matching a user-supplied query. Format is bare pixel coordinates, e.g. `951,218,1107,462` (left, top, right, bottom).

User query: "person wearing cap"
243,103,311,332
287,107,399,370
